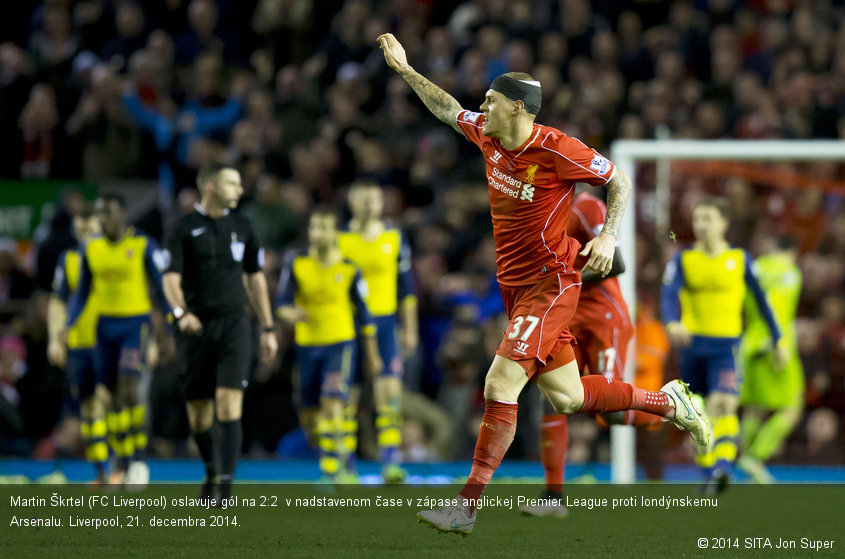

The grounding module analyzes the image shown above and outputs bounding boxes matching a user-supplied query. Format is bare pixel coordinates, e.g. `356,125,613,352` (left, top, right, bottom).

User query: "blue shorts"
97,315,150,389
351,314,403,385
678,336,739,395
295,341,356,408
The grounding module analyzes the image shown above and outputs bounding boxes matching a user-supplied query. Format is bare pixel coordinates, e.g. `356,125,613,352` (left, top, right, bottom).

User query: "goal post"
609,139,845,483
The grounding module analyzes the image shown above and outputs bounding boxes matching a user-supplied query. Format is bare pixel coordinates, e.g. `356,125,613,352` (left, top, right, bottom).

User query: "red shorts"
571,317,634,381
496,272,581,379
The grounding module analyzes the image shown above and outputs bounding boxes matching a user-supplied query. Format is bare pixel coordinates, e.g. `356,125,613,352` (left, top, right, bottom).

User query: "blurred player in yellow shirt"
339,182,418,483
47,204,107,483
739,235,804,483
277,209,383,483
661,197,784,493
67,194,170,486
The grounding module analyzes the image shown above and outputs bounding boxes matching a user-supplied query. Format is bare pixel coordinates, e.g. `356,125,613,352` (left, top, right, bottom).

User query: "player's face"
95,199,125,240
480,90,515,138
350,186,383,220
308,214,338,248
211,169,244,209
73,216,100,243
692,205,728,244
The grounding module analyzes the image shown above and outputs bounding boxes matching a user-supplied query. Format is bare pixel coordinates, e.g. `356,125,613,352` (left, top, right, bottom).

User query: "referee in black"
162,162,278,501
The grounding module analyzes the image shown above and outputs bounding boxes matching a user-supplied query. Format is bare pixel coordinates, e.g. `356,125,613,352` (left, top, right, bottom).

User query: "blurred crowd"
1,0,844,467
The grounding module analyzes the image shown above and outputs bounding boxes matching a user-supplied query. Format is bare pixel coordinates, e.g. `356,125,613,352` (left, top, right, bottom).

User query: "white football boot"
417,503,476,535
660,380,710,448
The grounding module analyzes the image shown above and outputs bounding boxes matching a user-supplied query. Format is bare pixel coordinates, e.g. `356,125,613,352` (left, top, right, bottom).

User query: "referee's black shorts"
178,311,251,400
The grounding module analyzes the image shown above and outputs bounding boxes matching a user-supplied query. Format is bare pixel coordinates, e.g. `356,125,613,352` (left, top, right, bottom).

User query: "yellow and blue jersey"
68,227,168,326
52,248,98,350
661,246,780,341
338,228,416,318
276,249,376,347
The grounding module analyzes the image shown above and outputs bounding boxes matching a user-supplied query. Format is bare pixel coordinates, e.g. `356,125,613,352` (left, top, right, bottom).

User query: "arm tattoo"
602,170,632,238
400,66,463,131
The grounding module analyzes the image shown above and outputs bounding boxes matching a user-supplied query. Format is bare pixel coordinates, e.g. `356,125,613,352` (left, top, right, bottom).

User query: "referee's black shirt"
165,204,263,317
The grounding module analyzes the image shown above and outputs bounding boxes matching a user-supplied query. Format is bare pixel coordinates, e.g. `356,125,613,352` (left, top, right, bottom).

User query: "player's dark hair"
696,196,731,220
196,162,237,187
98,193,126,208
776,234,799,252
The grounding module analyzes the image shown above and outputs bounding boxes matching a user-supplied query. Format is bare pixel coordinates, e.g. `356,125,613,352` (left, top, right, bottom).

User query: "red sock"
578,376,673,417
540,414,568,494
631,387,673,417
459,400,518,515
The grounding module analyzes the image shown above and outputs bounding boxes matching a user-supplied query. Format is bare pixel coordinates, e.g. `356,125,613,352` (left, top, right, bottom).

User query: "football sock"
712,414,739,471
577,376,673,417
342,406,358,472
109,408,134,471
376,402,402,467
459,400,518,515
81,416,109,477
192,429,216,480
540,414,568,494
747,409,798,462
317,417,342,478
217,419,242,493
130,404,147,458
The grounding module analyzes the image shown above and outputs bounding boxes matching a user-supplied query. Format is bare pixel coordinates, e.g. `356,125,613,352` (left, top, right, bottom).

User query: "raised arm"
378,33,464,133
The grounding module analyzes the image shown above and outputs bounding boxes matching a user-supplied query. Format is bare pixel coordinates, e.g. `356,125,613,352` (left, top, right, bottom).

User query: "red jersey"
567,191,630,331
455,110,616,287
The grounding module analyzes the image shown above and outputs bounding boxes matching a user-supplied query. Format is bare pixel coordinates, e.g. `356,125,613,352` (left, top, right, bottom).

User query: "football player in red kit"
378,33,708,534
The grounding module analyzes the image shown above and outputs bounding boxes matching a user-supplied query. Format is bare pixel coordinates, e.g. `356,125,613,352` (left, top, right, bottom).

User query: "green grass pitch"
2,483,843,558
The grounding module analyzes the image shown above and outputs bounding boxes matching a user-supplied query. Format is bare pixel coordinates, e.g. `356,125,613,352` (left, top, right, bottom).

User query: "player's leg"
214,387,243,500
316,396,345,482
372,315,405,482
738,354,768,481
212,312,253,500
316,341,355,482
179,321,217,500
98,319,132,483
700,341,741,492
522,338,590,517
417,354,527,534
70,348,109,483
116,316,151,488
341,341,364,477
502,274,703,437
518,396,569,518
740,352,803,483
342,384,361,475
185,398,216,498
294,345,322,449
